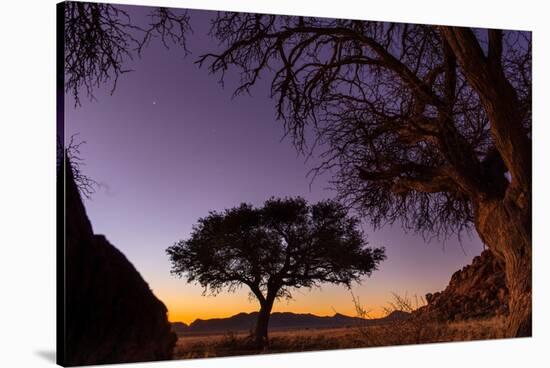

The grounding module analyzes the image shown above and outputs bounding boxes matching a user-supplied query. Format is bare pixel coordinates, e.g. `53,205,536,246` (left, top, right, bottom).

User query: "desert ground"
174,316,508,359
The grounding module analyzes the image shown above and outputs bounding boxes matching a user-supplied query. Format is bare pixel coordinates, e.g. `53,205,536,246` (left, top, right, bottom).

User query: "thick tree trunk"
505,252,532,337
475,194,531,337
254,296,275,349
441,27,532,338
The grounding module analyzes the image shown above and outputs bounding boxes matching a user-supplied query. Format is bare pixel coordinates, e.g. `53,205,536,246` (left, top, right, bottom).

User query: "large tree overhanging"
166,197,386,349
197,15,532,337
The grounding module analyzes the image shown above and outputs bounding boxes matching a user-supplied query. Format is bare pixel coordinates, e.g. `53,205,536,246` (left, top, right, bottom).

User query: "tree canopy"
167,197,385,299
198,16,531,239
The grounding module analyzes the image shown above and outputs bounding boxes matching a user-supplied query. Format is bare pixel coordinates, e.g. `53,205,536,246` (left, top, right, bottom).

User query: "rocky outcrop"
62,157,176,366
416,250,508,321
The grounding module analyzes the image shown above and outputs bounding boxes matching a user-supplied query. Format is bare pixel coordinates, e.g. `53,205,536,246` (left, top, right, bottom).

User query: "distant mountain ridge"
172,310,409,335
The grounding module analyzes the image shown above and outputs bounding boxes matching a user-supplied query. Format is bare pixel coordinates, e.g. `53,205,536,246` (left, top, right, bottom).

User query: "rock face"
62,158,176,366
417,250,508,321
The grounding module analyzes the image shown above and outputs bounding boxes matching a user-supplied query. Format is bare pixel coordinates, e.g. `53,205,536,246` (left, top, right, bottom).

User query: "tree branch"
440,26,531,191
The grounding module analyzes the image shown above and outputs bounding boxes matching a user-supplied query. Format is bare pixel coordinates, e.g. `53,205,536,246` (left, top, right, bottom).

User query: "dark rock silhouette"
417,250,508,321
62,157,176,366
172,310,409,336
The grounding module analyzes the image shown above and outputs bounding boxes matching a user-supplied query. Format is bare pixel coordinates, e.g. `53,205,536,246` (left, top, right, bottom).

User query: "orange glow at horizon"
164,294,388,324
142,228,484,326
155,279,416,325
166,305,388,324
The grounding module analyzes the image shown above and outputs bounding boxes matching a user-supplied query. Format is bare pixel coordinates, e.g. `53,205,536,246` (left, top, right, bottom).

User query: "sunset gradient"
65,5,484,326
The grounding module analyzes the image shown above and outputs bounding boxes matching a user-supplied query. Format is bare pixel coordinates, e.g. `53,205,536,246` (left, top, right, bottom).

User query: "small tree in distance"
166,197,385,349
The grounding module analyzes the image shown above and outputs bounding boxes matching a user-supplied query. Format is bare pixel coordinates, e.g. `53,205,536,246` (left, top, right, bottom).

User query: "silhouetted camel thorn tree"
63,2,190,105
166,197,386,349
197,16,531,337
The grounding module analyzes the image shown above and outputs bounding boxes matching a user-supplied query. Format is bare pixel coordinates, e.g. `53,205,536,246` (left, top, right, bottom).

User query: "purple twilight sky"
65,5,484,323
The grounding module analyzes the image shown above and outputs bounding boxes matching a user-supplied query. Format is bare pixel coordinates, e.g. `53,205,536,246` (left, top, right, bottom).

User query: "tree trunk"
475,194,531,338
440,27,532,338
254,296,275,349
505,252,532,337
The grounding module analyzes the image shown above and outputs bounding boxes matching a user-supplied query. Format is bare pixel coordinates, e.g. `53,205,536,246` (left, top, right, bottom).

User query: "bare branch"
64,3,191,105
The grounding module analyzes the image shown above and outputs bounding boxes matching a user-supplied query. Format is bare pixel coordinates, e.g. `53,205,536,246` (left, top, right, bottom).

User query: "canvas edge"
56,1,66,367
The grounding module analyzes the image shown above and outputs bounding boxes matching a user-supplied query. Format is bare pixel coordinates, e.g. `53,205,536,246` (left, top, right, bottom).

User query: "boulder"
61,157,176,366
416,250,508,321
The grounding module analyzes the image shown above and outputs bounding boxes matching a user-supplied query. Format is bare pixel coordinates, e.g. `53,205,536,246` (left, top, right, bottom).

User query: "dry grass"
173,292,508,359
352,316,507,347
352,292,507,346
173,316,508,360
